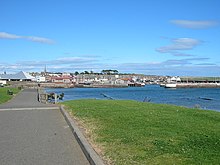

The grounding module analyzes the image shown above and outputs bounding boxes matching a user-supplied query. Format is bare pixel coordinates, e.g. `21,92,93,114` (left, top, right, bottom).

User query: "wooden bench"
7,89,13,95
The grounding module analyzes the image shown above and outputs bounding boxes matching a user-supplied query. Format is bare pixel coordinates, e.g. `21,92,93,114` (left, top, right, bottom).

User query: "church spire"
44,65,47,75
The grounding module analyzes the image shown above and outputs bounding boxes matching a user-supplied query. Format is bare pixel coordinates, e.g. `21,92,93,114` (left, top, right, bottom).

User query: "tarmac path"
0,88,89,165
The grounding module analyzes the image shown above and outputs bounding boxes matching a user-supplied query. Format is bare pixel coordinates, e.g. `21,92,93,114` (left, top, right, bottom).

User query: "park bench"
7,89,13,95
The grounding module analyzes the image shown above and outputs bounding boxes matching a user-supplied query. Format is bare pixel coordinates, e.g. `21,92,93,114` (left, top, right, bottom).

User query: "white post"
54,93,57,104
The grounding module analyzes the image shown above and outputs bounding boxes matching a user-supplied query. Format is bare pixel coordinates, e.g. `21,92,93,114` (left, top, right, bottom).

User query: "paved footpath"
0,88,89,165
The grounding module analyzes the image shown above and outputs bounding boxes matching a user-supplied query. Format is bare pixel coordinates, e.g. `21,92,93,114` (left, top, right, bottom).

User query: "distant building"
51,76,72,83
36,76,46,82
0,71,35,81
167,76,181,83
0,80,7,85
62,72,71,76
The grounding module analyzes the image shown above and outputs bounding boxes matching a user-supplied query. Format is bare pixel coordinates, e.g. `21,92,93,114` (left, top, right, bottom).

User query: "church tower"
44,65,47,75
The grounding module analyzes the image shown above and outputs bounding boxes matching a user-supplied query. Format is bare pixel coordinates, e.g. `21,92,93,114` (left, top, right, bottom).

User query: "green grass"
62,100,220,165
0,87,20,104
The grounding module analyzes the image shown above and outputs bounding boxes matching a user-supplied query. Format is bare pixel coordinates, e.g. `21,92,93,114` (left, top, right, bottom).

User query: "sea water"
46,85,220,112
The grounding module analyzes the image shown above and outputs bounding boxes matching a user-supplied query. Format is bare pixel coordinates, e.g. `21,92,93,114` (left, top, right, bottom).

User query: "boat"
141,83,146,87
160,83,166,87
165,84,177,88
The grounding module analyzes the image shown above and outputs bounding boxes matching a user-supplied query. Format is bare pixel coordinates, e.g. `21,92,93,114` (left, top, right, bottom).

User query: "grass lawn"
0,87,20,104
62,100,220,165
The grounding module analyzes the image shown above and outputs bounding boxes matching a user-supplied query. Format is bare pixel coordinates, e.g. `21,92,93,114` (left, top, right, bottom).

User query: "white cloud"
184,57,209,61
156,38,201,53
0,32,55,44
172,53,194,57
0,32,21,39
118,58,210,71
56,57,97,64
170,20,218,29
116,58,217,76
156,38,201,56
26,36,54,44
160,58,209,67
0,57,218,76
15,56,100,70
196,63,216,66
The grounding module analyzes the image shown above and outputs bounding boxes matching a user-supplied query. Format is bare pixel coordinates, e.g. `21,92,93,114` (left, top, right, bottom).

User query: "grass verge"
0,87,20,104
62,99,220,165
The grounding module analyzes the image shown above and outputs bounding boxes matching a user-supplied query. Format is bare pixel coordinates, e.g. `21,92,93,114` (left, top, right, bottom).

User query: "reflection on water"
46,85,220,111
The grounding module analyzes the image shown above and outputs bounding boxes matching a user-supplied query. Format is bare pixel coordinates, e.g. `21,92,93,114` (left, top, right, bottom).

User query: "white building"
36,76,46,82
0,80,7,85
0,71,35,81
167,76,181,83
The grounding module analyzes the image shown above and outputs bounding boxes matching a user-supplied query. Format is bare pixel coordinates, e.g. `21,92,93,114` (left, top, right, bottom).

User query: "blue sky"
0,0,220,76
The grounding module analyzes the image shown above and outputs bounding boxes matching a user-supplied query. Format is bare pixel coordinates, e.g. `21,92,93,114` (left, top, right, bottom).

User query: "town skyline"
0,0,220,76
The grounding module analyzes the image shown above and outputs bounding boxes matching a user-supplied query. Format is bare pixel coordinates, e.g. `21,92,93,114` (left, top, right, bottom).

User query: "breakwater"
165,83,220,88
75,84,128,88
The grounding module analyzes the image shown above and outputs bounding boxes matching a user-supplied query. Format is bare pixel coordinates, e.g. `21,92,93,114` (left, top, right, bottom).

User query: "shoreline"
45,85,220,112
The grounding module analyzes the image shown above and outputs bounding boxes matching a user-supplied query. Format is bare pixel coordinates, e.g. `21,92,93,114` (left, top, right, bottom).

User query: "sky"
0,0,220,76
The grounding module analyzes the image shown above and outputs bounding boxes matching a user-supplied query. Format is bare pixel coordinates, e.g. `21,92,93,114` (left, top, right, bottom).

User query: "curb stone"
60,105,105,165
0,107,59,111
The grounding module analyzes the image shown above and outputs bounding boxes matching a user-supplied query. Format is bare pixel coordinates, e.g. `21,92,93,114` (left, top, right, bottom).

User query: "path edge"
60,105,105,165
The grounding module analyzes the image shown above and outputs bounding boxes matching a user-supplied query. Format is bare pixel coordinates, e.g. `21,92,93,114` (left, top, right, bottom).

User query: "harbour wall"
174,83,220,88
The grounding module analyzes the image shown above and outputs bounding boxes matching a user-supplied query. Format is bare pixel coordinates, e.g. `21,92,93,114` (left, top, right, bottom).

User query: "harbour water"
46,85,220,112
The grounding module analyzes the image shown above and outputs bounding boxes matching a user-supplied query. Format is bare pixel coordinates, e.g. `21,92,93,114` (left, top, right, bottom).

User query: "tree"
112,70,119,74
74,71,79,75
101,69,119,75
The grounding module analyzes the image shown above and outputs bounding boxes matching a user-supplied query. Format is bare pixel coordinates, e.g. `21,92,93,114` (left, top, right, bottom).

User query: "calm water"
46,85,220,111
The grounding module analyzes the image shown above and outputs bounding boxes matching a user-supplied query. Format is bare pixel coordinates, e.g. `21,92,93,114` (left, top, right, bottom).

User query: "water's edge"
46,85,220,112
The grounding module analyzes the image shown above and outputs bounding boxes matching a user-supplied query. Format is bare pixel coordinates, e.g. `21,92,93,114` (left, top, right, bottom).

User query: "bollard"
54,93,57,104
